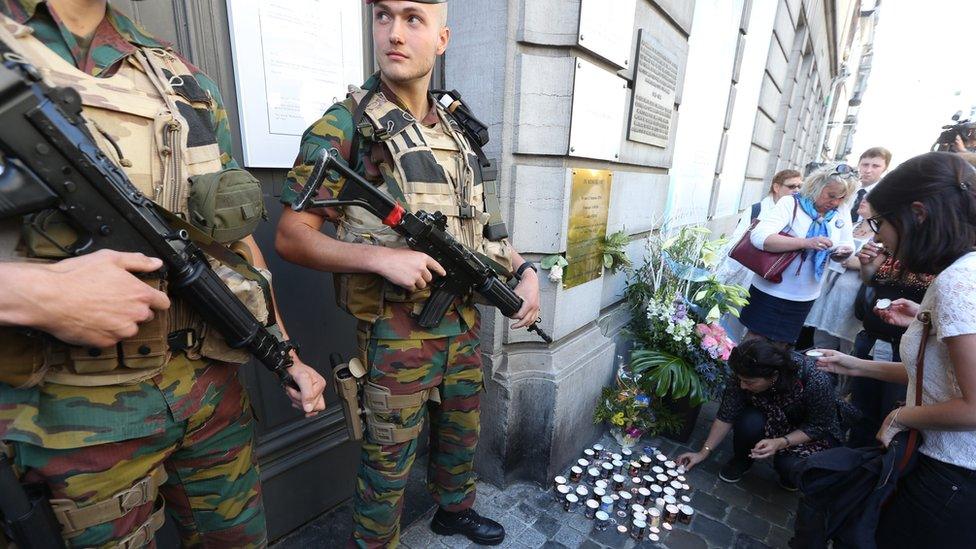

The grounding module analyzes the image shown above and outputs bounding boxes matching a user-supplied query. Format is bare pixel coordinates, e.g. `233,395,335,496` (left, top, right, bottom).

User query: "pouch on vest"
188,169,267,244
41,279,170,387
199,263,273,363
0,329,49,388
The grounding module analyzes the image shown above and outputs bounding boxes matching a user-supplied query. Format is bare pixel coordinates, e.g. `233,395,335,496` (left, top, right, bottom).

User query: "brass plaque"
564,169,613,289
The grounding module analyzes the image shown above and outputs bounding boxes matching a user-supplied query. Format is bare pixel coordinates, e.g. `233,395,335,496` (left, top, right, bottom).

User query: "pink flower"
626,426,643,438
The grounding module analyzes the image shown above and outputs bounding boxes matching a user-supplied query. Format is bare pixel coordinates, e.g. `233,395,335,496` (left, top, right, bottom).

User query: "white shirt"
900,252,976,469
749,196,854,302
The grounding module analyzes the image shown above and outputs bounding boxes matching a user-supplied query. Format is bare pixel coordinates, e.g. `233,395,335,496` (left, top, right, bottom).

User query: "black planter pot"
662,396,702,444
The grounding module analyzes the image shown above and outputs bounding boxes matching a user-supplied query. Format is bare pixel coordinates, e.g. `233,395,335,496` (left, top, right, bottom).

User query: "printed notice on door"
627,30,679,148
227,0,365,167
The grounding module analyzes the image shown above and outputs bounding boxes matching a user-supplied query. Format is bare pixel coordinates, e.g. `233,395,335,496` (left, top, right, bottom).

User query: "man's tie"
850,188,867,222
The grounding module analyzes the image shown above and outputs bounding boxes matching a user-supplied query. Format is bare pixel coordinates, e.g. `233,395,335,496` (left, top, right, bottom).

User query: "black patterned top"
717,354,849,456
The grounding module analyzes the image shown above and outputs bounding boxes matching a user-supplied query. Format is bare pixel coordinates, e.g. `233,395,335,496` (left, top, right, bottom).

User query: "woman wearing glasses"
738,165,857,346
816,152,976,547
845,218,934,447
804,197,877,356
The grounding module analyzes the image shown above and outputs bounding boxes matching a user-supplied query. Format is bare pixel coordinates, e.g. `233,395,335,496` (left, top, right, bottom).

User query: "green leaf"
604,253,613,268
630,350,695,400
541,254,561,269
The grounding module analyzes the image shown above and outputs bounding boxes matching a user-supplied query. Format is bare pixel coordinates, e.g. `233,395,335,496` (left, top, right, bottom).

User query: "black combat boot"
430,507,505,545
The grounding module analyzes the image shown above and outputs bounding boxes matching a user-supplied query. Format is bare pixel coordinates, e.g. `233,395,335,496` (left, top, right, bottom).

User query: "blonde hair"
801,165,858,203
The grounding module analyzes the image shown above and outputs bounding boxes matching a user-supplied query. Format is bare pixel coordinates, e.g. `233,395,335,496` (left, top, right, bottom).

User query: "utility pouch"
187,168,266,244
331,354,366,442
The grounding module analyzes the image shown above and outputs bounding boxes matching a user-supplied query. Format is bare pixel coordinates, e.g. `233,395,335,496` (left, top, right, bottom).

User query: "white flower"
548,264,563,283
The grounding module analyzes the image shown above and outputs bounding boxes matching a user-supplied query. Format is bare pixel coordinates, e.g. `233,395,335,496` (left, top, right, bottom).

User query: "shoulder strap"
347,79,381,173
898,311,930,472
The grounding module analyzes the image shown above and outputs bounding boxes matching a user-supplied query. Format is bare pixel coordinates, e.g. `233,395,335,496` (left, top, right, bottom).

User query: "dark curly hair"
868,152,976,274
729,338,798,390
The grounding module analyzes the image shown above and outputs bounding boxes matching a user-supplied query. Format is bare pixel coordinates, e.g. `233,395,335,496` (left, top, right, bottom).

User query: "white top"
899,251,976,469
749,196,854,302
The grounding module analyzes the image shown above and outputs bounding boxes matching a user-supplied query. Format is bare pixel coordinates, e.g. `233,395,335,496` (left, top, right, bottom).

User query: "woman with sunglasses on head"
717,170,805,341
816,152,976,548
676,338,850,490
737,165,858,346
804,197,877,357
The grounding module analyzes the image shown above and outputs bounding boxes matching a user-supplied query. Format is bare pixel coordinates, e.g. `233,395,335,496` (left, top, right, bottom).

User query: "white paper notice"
228,0,365,167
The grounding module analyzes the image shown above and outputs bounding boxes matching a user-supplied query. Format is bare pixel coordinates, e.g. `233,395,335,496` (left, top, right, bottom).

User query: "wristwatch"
515,261,538,280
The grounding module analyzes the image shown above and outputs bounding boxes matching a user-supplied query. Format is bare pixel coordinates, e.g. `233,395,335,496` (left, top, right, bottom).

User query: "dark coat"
790,431,919,549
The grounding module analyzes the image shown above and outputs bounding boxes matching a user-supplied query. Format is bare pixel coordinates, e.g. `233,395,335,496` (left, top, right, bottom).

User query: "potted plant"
623,225,749,442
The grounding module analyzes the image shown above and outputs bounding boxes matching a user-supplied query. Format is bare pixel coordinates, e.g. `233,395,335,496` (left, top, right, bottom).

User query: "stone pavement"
274,401,799,548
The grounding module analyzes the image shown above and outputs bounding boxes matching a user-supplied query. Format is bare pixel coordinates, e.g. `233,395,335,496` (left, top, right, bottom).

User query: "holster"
332,358,365,442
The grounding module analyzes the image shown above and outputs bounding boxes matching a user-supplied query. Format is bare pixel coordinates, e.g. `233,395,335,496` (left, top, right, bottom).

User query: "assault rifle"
0,44,299,391
292,150,553,344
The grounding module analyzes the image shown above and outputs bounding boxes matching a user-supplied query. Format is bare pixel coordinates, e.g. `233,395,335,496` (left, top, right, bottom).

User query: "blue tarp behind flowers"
662,250,712,282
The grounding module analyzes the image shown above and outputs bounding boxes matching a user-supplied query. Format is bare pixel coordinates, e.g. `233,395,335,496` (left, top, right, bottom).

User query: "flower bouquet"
592,361,683,449
622,225,749,439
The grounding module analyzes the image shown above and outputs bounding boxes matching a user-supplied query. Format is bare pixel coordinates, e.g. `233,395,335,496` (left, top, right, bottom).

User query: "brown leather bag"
729,197,800,283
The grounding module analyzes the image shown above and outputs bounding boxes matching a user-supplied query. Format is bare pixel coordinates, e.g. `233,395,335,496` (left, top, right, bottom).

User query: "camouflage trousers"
8,374,266,548
351,325,483,548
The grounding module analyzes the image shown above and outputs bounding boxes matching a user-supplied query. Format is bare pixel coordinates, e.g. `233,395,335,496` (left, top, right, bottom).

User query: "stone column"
446,0,693,486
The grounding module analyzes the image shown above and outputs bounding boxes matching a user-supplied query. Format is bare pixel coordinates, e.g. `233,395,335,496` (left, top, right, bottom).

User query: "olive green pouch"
188,168,267,244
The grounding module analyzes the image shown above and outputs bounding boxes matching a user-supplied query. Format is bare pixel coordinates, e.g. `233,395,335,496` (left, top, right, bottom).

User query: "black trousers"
877,454,976,548
848,331,907,448
732,407,803,483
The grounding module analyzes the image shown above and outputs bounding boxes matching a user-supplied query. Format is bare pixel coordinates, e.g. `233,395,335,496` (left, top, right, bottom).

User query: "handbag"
729,197,801,283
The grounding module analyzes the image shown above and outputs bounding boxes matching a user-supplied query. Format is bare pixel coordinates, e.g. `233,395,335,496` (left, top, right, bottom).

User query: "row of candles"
552,443,696,543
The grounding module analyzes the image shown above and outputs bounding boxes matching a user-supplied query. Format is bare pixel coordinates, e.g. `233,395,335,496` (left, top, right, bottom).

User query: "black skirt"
739,286,815,344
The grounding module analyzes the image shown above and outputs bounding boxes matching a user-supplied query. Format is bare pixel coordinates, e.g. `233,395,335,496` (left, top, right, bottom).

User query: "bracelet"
701,444,712,454
781,435,791,448
515,261,538,280
890,407,902,427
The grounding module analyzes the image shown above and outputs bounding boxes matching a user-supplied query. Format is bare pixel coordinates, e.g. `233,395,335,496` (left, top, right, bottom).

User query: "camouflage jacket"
0,0,243,449
281,74,487,340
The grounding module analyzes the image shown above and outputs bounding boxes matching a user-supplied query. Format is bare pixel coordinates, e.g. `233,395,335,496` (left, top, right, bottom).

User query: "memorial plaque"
627,30,679,148
577,0,637,68
564,169,613,289
569,58,628,161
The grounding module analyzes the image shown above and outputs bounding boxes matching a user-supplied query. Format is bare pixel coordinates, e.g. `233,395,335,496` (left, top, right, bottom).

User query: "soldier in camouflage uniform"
276,0,541,547
0,0,327,547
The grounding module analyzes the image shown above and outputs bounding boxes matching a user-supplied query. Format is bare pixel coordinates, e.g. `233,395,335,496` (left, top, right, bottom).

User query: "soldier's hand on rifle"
17,250,170,348
285,356,327,417
373,247,446,292
510,265,540,329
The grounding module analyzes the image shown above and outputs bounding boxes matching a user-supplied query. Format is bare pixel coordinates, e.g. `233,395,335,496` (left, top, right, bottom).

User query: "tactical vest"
333,83,513,324
0,17,268,388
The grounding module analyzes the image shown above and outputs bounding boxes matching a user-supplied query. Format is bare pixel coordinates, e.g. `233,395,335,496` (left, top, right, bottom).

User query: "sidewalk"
274,402,799,548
